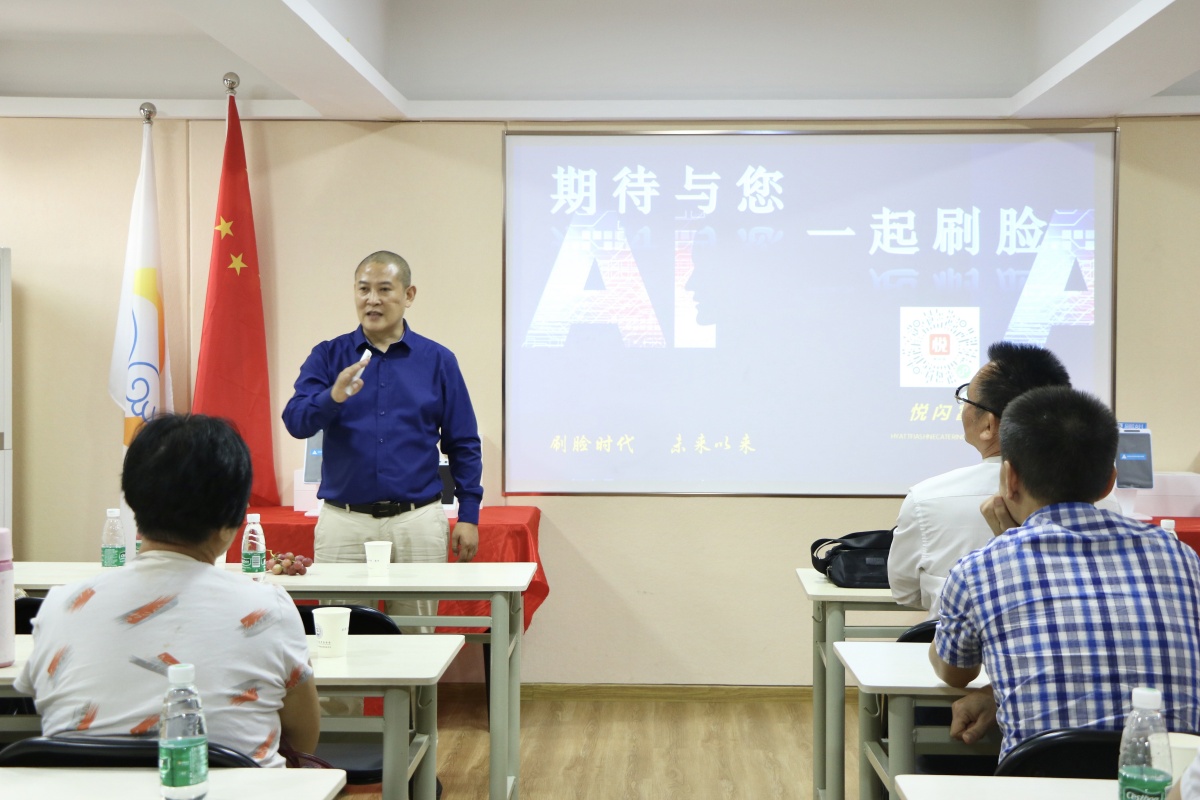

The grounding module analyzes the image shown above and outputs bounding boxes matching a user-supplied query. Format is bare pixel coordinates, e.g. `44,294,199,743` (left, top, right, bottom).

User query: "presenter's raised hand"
452,521,479,562
330,356,370,403
979,493,1019,537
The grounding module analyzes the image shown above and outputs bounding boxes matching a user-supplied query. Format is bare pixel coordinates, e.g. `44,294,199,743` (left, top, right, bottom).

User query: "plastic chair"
293,602,404,637
896,619,938,643
0,597,43,717
994,727,1123,778
0,734,258,768
15,596,42,635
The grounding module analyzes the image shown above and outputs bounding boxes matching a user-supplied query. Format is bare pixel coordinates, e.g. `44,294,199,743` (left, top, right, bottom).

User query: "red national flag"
193,94,280,506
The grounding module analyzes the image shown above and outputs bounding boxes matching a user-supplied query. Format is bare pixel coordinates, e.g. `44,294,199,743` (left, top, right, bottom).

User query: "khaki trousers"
314,500,450,633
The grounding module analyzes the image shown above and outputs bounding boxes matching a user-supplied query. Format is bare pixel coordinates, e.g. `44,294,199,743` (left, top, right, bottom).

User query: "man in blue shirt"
283,251,482,626
929,386,1200,760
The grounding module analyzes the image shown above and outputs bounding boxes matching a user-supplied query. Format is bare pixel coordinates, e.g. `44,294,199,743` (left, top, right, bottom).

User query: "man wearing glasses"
887,341,1070,616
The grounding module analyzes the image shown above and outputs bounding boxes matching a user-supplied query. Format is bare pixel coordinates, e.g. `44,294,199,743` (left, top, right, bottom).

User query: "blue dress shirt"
282,324,483,524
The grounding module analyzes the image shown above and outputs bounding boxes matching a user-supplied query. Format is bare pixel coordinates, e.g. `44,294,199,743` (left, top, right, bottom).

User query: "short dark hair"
355,250,411,287
121,414,252,545
975,341,1071,417
999,386,1118,505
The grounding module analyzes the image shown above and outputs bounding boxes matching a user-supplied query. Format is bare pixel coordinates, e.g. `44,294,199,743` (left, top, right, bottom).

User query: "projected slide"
505,132,1115,495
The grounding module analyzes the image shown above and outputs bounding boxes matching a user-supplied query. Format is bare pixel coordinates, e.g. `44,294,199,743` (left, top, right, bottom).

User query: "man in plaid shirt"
930,386,1200,759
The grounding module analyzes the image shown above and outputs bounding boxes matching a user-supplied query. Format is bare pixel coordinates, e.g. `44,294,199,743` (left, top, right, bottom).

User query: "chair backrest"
994,727,1124,778
0,735,259,768
292,603,401,636
15,596,42,635
896,619,938,643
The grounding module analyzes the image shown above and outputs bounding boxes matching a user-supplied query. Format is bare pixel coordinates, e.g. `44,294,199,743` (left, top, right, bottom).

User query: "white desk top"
307,634,464,686
796,567,900,603
14,560,537,593
0,767,346,800
834,641,991,695
895,774,1112,800
2,634,464,690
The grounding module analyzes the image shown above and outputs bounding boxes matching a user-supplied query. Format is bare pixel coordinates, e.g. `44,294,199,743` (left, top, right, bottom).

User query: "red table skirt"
223,504,548,632
1149,516,1200,558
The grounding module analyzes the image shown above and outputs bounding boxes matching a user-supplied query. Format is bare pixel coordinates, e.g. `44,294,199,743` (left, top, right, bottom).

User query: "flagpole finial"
223,72,240,96
139,102,156,124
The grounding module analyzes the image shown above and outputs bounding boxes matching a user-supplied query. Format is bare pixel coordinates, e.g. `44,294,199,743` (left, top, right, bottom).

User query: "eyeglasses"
954,382,1001,417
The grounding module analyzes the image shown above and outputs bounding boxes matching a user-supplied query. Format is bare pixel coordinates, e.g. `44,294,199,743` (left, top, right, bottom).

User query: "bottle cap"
106,508,120,518
0,528,11,562
167,663,196,686
1162,519,1177,534
1132,686,1163,711
246,513,261,524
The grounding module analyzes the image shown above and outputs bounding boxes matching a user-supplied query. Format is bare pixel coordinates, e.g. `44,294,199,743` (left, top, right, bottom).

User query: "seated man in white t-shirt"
16,414,319,767
887,342,1071,617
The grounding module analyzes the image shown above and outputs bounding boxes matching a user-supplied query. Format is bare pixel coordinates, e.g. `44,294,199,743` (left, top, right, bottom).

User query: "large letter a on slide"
1003,209,1097,345
524,220,665,347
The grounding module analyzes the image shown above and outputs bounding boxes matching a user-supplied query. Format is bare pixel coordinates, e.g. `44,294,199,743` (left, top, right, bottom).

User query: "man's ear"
1001,459,1022,501
978,412,1000,446
1098,466,1117,501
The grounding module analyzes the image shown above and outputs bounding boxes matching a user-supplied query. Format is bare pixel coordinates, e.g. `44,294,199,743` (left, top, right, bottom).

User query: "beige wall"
0,116,1196,685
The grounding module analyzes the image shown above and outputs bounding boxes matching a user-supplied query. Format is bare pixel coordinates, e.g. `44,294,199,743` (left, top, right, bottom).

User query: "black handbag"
810,529,894,589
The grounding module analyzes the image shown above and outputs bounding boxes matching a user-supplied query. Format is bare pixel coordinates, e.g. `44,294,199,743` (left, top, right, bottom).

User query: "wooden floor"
339,685,859,800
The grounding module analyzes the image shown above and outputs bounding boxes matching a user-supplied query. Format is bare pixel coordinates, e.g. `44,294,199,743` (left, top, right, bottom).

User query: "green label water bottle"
1118,687,1173,800
159,663,209,800
100,508,125,567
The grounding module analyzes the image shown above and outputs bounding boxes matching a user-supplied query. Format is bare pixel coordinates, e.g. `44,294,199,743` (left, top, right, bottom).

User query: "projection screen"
504,131,1115,495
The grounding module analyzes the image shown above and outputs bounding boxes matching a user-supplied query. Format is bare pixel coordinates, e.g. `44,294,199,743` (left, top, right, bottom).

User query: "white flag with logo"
109,121,174,444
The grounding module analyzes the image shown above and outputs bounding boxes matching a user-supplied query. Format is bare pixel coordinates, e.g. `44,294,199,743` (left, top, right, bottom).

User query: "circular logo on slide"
899,307,980,387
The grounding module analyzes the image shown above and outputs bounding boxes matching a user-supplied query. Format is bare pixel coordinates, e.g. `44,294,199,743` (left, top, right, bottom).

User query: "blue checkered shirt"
936,503,1200,757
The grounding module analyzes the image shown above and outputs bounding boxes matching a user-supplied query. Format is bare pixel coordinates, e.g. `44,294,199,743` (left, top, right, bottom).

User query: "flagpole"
224,71,239,96
117,100,165,561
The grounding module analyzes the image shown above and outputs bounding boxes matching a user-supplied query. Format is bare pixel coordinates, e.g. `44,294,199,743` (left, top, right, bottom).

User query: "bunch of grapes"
265,551,313,576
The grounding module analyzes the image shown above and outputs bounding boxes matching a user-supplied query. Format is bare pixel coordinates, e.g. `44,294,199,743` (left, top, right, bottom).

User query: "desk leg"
886,696,915,800
382,687,411,800
490,591,511,800
414,684,438,800
858,690,884,800
826,603,846,800
509,591,523,799
812,600,827,800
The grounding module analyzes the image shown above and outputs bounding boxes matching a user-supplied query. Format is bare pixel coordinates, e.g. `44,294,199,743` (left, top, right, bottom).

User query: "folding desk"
0,767,347,800
14,560,534,800
1,633,462,800
894,775,1111,800
834,641,993,800
797,568,923,800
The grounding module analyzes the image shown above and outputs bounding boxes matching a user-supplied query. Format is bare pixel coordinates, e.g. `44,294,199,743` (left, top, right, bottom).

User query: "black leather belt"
325,496,440,518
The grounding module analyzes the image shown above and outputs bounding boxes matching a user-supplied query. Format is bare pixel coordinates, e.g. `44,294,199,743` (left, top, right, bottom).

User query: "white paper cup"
311,607,351,658
364,540,392,574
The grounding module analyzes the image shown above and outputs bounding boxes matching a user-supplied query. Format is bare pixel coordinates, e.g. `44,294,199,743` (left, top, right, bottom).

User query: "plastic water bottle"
0,528,14,668
1161,519,1178,539
1118,686,1173,800
101,508,125,567
241,513,266,582
159,663,208,800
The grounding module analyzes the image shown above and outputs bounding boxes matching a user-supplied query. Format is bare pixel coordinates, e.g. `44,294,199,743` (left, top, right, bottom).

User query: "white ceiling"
3,0,1200,121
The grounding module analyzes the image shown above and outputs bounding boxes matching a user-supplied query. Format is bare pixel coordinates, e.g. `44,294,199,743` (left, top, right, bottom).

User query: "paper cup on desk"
311,607,350,658
364,540,392,574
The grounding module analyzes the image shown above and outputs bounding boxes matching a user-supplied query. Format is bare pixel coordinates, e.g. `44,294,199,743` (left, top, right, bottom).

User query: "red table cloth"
223,504,548,631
